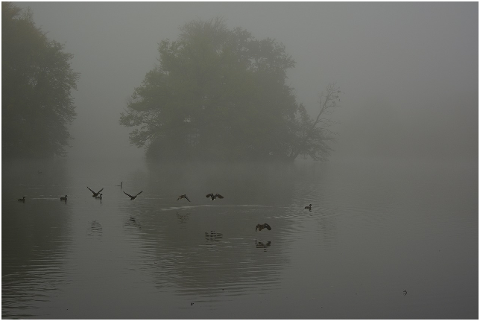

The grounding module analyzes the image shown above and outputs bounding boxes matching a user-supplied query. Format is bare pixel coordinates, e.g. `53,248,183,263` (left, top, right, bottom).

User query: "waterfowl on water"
256,223,271,231
124,190,142,200
305,204,312,211
177,194,191,202
60,195,67,201
206,193,224,200
18,196,26,202
87,187,104,198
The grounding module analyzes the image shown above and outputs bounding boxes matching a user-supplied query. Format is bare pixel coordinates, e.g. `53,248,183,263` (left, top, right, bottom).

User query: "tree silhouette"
2,3,79,158
120,18,339,161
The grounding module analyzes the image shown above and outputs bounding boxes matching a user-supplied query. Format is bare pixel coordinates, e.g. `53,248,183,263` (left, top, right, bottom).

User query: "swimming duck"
177,194,191,202
18,196,26,202
256,223,272,231
124,190,142,200
60,195,67,201
305,204,312,211
87,187,104,198
206,193,224,200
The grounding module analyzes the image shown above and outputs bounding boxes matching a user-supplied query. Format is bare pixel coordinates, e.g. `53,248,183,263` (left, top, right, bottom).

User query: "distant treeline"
3,3,339,161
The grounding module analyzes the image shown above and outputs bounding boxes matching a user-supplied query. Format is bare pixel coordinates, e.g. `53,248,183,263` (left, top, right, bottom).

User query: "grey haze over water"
16,2,477,164
4,3,478,318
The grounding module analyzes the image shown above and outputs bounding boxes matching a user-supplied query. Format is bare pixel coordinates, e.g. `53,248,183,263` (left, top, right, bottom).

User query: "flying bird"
124,190,143,200
305,204,312,211
87,187,104,197
256,223,272,231
206,193,224,200
95,193,102,200
60,195,67,201
18,196,25,202
177,194,191,202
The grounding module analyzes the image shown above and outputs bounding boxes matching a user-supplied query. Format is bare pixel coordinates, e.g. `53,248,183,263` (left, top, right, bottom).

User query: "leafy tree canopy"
2,2,79,158
120,18,339,161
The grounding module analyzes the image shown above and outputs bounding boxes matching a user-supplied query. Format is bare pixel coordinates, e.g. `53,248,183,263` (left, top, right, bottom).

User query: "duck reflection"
125,216,141,229
255,240,271,249
88,220,103,237
205,231,223,241
176,212,190,224
131,162,296,299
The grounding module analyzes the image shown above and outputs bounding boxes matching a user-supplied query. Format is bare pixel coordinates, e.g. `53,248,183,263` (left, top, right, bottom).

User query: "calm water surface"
2,157,477,318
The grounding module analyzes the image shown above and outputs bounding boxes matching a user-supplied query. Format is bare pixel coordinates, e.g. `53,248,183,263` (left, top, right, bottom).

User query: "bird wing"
265,223,271,230
185,195,191,202
87,187,95,195
123,191,133,198
215,194,224,199
206,193,213,198
135,191,143,197
98,188,104,194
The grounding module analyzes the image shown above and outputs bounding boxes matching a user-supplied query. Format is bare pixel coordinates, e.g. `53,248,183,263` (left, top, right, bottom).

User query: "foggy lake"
2,156,477,318
3,2,478,319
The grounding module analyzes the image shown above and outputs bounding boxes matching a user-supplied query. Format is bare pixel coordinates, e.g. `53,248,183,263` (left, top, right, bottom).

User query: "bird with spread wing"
177,194,191,202
206,193,224,200
124,190,143,200
87,187,103,197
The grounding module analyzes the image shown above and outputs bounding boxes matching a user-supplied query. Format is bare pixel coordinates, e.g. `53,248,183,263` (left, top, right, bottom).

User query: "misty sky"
16,2,478,162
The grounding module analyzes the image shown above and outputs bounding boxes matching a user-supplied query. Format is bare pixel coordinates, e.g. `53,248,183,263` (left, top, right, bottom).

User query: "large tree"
120,18,338,161
2,3,79,158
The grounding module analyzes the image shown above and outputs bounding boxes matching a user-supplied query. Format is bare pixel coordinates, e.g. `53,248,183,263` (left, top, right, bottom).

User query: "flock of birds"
17,186,144,203
17,183,411,298
88,186,143,201
175,194,313,231
178,193,272,232
17,187,314,232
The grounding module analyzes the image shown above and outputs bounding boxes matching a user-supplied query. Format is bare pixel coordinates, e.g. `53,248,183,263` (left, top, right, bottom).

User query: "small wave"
30,197,60,200
161,204,274,211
